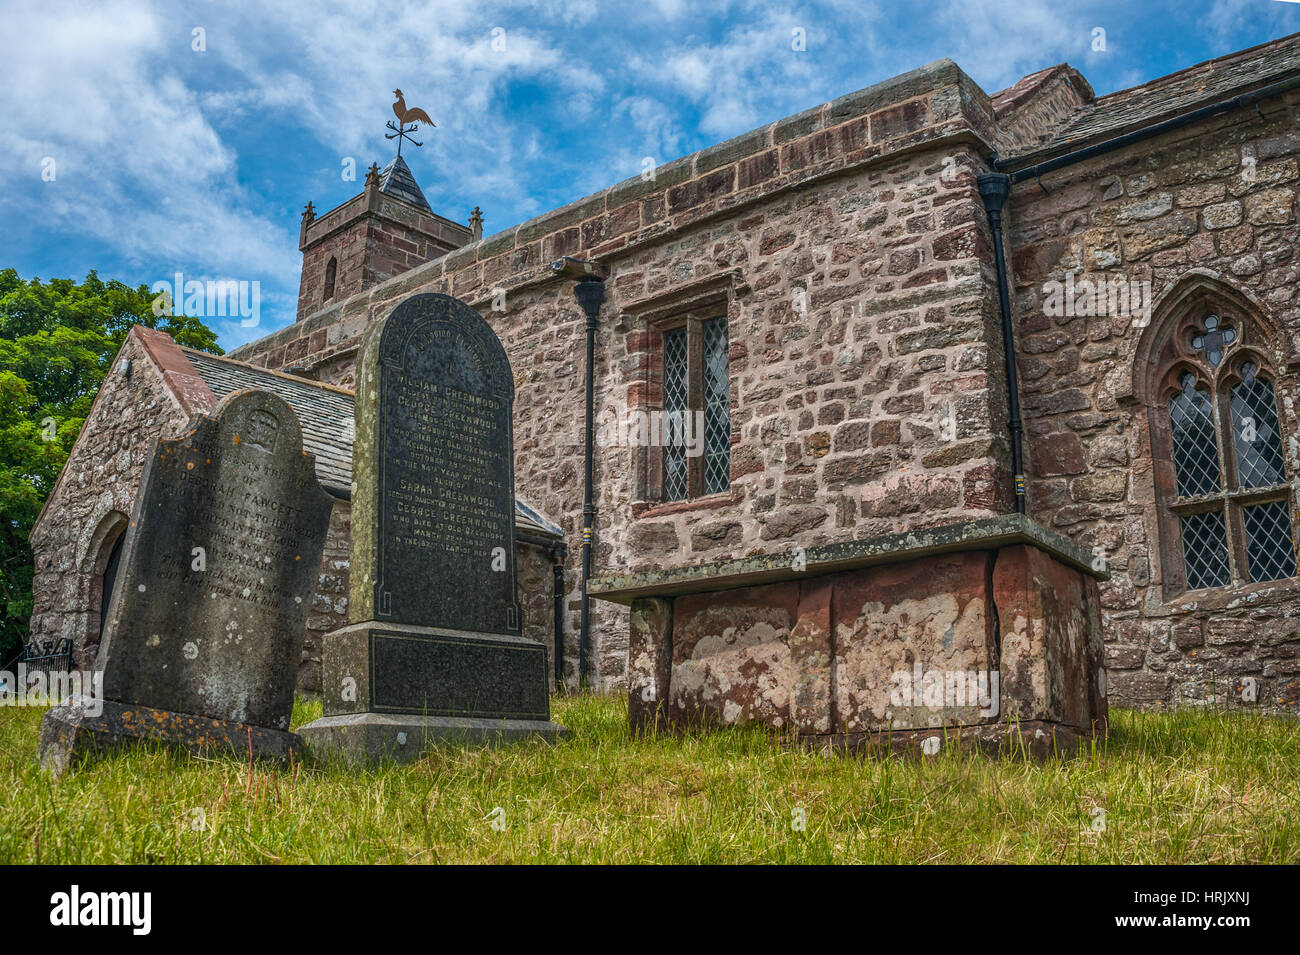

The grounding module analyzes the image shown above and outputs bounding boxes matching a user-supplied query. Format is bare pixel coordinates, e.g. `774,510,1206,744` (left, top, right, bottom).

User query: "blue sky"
2,0,1298,351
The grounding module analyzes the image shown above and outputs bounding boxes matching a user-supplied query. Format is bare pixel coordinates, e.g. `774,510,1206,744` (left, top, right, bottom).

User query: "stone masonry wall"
27,332,189,672
297,187,469,321
516,541,559,690
297,212,371,322
1008,87,1300,712
301,501,351,694
230,59,1017,691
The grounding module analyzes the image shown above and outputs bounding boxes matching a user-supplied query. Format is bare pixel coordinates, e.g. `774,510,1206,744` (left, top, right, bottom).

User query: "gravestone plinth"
299,293,564,764
39,390,334,774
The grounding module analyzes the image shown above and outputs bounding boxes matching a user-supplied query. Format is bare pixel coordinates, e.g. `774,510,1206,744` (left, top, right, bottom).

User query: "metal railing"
20,638,73,684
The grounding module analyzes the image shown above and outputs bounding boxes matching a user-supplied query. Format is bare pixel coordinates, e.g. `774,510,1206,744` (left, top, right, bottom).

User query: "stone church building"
28,32,1300,723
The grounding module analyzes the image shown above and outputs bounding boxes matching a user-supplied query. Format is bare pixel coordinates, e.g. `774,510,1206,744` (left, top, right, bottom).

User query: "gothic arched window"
1158,312,1296,592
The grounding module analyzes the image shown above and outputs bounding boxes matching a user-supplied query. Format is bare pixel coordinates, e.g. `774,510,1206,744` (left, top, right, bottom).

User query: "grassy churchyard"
2,695,1298,864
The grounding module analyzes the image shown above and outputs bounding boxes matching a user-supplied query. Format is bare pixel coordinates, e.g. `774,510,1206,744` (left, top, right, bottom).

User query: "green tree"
0,269,223,665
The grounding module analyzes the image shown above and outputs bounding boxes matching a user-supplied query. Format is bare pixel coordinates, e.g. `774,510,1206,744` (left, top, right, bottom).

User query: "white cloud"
3,0,1289,348
0,0,296,287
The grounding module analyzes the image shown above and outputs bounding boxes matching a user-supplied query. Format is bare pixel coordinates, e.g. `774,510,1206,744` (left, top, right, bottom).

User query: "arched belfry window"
1153,305,1296,593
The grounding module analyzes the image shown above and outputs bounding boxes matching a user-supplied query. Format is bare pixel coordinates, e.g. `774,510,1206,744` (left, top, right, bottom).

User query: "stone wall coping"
587,513,1106,604
230,56,994,362
132,325,217,417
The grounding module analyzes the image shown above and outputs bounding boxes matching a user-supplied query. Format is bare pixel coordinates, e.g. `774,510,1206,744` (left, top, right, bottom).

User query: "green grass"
1,696,1298,863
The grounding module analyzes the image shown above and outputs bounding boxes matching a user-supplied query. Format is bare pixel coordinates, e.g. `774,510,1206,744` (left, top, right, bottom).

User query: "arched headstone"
299,293,565,763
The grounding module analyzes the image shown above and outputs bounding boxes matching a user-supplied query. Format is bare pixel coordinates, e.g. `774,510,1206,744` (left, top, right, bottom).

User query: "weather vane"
387,88,435,158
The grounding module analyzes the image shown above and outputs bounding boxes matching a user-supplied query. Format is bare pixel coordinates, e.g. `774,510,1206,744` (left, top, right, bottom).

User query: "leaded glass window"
657,314,731,502
1180,510,1231,590
1170,374,1220,497
1229,362,1285,489
662,326,689,502
1162,323,1296,592
702,317,730,496
1243,500,1296,582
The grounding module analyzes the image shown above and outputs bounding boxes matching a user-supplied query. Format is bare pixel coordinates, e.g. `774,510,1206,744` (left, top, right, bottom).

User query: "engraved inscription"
368,295,521,633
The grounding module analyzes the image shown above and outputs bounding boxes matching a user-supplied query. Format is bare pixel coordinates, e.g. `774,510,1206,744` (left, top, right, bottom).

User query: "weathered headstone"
39,390,334,774
299,292,565,762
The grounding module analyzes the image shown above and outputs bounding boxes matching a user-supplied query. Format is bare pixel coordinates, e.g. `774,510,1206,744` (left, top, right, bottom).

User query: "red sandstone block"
961,462,1003,512
1033,431,1087,477
628,596,673,736
833,551,995,733
283,337,309,363
737,150,780,190
869,98,929,143
992,545,1106,729
780,129,840,174
543,227,581,261
790,579,834,733
669,583,800,729
666,167,736,216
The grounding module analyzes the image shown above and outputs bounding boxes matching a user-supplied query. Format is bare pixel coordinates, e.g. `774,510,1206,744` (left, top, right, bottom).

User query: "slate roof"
378,154,432,212
1002,31,1300,164
180,349,562,542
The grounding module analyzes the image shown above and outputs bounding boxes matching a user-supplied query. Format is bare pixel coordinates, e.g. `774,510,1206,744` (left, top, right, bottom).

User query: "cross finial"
365,162,380,188
301,201,315,224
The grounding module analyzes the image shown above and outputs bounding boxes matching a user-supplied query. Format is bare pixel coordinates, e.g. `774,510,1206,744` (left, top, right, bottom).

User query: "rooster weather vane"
387,89,435,158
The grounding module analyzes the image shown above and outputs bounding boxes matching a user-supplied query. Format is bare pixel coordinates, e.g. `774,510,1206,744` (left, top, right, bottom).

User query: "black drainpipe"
977,172,1027,514
549,539,568,690
570,271,606,691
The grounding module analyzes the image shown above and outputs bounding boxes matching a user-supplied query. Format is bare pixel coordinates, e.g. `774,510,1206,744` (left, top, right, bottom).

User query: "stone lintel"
588,513,1106,605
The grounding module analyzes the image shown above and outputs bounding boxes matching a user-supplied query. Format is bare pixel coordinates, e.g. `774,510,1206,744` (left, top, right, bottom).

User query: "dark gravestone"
366,297,520,633
299,292,564,763
39,390,333,774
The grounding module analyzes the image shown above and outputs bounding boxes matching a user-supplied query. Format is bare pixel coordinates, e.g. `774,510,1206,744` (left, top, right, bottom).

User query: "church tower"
295,155,478,321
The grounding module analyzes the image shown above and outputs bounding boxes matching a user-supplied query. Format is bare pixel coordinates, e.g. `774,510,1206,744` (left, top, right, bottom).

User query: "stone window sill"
631,489,739,520
1162,572,1300,614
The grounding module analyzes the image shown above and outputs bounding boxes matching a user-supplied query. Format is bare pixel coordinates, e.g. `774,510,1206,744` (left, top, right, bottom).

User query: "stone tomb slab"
599,514,1107,758
39,390,333,774
300,292,564,764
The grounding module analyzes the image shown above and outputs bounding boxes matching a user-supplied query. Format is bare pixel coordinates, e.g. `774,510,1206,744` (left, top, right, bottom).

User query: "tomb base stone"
300,621,565,764
40,697,302,776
